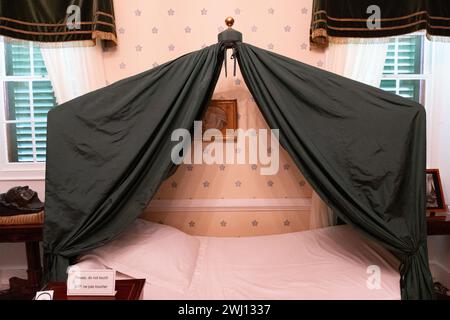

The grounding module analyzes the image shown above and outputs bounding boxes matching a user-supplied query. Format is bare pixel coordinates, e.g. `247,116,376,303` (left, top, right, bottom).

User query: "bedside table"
41,279,146,300
426,215,450,300
427,216,450,235
0,223,43,300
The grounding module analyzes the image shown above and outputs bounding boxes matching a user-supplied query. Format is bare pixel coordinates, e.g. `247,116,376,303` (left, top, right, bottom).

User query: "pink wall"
103,0,324,83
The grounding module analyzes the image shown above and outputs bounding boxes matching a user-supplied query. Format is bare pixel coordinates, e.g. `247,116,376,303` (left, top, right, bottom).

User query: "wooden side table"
427,217,450,235
426,215,450,300
0,223,43,300
41,279,146,300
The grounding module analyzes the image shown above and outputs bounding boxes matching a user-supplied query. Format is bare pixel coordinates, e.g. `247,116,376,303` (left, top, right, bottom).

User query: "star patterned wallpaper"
102,0,326,236
141,209,312,237
104,0,325,82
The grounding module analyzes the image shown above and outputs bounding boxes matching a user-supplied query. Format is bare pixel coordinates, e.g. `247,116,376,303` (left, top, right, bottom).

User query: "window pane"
6,122,34,162
398,35,422,74
32,81,56,121
34,122,48,162
380,79,397,95
399,80,423,103
2,42,55,163
383,43,396,75
5,42,31,76
383,35,422,75
33,45,48,76
3,81,31,121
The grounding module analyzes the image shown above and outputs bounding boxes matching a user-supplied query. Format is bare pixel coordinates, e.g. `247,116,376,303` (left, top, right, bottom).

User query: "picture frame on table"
426,169,447,213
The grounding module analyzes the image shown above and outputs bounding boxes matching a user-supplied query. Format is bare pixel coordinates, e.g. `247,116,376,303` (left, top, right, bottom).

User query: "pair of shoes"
433,282,449,300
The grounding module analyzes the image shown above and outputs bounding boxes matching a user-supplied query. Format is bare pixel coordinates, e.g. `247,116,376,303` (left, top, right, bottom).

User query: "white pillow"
85,219,201,293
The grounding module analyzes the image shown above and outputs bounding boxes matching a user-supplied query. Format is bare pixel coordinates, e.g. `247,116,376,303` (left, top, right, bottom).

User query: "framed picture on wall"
202,99,238,141
426,169,447,212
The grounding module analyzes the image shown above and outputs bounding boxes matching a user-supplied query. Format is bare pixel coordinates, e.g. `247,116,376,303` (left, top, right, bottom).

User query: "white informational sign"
67,267,116,296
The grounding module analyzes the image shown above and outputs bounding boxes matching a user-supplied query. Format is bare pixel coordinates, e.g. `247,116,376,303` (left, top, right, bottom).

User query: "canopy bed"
42,18,433,300
75,219,401,300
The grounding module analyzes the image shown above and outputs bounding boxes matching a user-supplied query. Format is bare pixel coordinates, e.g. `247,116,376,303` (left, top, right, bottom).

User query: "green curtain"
43,44,224,281
0,0,116,46
44,42,432,299
311,0,450,47
236,43,433,299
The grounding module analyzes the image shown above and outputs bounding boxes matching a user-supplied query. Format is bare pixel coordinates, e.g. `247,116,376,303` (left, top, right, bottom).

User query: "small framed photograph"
426,169,447,212
202,99,238,141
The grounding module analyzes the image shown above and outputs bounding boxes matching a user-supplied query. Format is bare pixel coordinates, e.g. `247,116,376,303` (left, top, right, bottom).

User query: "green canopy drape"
44,44,224,280
44,42,433,300
236,43,433,300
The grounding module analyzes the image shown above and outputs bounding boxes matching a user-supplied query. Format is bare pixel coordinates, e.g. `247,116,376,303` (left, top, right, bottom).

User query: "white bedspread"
76,225,401,300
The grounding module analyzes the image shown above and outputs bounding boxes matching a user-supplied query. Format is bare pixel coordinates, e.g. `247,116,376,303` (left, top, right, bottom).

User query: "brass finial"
225,16,234,28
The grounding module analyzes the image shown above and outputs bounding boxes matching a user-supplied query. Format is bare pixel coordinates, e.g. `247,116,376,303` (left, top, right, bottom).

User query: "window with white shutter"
0,39,57,166
380,34,427,104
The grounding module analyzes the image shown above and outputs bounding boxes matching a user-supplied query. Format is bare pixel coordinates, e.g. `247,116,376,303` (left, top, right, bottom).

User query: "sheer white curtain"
428,41,450,204
309,42,388,229
309,192,336,229
325,42,388,86
41,42,107,104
